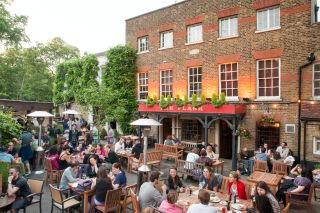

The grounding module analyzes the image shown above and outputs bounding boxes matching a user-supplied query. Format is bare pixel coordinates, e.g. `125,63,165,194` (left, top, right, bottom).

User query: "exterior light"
298,100,301,103
311,101,315,104
251,104,256,109
273,104,278,108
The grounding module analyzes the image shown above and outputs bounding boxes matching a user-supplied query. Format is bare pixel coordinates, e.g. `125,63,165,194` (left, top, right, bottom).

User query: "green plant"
191,94,206,108
159,95,171,109
259,115,276,125
236,127,252,139
211,92,226,108
175,94,187,107
314,164,320,170
100,127,107,140
0,111,22,145
146,95,157,107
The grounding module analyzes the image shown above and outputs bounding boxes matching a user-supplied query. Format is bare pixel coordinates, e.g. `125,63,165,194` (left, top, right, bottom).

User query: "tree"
0,1,28,48
0,111,21,145
103,45,138,134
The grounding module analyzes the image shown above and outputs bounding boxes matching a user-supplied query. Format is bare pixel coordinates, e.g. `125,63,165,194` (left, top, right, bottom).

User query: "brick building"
126,0,320,166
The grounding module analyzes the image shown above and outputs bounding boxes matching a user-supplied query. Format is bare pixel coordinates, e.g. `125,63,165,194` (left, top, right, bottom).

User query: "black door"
162,118,172,143
219,120,232,159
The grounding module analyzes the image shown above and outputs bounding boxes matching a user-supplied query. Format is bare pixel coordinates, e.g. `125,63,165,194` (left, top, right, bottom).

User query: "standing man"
7,166,32,213
276,142,289,159
69,124,79,149
107,125,114,145
92,124,99,145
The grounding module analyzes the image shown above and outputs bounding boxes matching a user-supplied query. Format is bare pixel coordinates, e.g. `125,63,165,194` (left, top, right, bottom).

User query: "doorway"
162,118,172,143
219,120,233,159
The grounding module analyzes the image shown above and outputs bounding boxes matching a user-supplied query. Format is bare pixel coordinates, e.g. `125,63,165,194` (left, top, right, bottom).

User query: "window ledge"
311,97,320,100
254,98,283,102
255,27,281,34
311,22,320,27
137,50,149,55
158,47,173,51
185,41,204,46
226,97,240,102
217,35,239,40
313,154,320,158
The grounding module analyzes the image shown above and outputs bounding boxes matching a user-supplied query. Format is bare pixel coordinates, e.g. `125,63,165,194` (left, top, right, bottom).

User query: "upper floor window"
257,6,280,31
314,64,320,98
257,59,280,99
138,73,148,100
219,16,238,38
187,24,203,44
220,63,238,98
313,0,320,23
188,66,202,97
138,36,149,53
160,31,173,49
160,70,173,97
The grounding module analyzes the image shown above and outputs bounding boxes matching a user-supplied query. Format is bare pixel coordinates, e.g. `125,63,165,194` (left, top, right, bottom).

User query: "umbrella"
130,119,162,126
62,109,81,115
27,111,54,117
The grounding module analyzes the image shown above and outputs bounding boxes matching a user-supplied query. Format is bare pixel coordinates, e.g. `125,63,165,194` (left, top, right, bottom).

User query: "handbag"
75,179,92,192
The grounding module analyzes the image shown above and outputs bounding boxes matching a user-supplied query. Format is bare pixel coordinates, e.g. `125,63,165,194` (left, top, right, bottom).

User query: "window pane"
232,63,237,71
266,79,272,87
226,64,231,72
259,70,265,78
221,73,225,80
266,69,272,77
315,72,320,80
221,65,226,73
234,89,238,96
259,79,265,87
227,89,232,96
315,89,320,96
273,87,279,96
221,81,226,88
314,81,320,88
258,61,265,69
232,72,237,79
266,88,272,96
272,68,279,77
259,88,265,96
315,64,320,71
266,60,271,68
274,78,279,87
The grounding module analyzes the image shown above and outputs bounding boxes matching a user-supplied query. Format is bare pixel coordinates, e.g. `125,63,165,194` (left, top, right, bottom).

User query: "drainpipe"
298,53,315,163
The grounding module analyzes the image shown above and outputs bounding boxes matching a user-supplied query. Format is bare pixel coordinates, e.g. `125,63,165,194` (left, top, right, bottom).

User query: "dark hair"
301,167,313,182
273,152,281,160
288,149,294,156
150,171,160,182
282,142,287,146
49,146,58,155
62,145,70,151
198,189,210,205
70,161,79,168
112,162,122,171
261,147,266,153
88,155,96,166
255,195,273,213
200,149,207,157
255,181,272,196
167,190,178,204
97,166,111,184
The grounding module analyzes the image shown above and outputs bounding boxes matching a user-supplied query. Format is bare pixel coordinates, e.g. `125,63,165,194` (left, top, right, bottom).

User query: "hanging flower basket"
236,127,252,139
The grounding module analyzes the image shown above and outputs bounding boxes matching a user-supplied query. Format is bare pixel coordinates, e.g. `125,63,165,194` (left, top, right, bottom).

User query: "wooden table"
117,150,133,169
68,182,95,213
247,171,282,194
0,195,15,212
178,187,252,212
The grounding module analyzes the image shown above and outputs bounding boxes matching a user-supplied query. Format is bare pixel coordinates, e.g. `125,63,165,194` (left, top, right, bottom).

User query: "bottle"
233,194,237,204
259,146,262,153
189,186,192,196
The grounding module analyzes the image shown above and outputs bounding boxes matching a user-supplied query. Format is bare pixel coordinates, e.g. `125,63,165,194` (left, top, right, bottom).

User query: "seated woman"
228,171,247,200
47,146,59,170
111,162,127,192
199,166,222,191
284,149,295,167
255,195,274,213
164,135,173,146
58,145,72,170
196,149,213,167
124,136,133,148
86,155,99,178
159,190,186,213
89,166,113,213
289,164,302,178
75,142,86,153
130,140,143,169
276,167,312,206
95,143,105,160
206,145,217,160
166,167,185,193
251,181,280,213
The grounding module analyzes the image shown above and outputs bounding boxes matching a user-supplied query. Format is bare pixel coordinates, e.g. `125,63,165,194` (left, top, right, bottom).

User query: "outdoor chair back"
95,188,122,213
219,176,229,194
130,189,140,213
253,160,268,172
120,183,138,213
271,161,288,175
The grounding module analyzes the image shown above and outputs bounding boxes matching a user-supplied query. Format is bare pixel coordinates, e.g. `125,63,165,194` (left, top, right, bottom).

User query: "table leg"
84,193,88,213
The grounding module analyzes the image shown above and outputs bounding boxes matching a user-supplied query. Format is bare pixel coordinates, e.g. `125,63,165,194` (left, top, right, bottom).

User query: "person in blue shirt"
199,167,222,191
0,147,14,162
111,162,127,193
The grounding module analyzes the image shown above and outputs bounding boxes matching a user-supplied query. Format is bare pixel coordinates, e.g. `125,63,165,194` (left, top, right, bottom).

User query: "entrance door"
219,120,232,159
162,118,172,143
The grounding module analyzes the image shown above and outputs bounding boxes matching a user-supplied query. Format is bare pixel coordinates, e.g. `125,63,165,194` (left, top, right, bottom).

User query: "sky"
8,0,184,54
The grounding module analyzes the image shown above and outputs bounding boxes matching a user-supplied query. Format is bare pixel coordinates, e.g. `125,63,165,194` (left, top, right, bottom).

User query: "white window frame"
313,136,320,155
256,59,281,100
160,31,173,49
219,63,239,101
219,16,238,38
138,36,149,53
187,24,203,44
160,70,173,97
138,73,148,100
188,66,202,98
312,0,320,23
285,124,295,134
313,64,320,99
256,6,280,32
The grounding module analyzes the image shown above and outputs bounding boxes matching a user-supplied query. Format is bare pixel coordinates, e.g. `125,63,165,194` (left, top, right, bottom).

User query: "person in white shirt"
187,189,217,213
185,148,199,169
114,137,125,153
276,142,289,159
284,149,295,166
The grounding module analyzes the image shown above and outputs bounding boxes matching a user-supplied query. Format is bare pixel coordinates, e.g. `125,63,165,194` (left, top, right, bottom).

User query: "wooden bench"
176,159,205,179
128,151,162,173
155,144,183,164
181,141,199,154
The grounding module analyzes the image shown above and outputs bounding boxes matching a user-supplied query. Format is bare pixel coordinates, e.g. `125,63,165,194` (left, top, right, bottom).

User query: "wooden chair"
159,145,183,165
130,189,140,213
181,141,198,154
282,203,291,213
218,176,229,194
94,188,122,213
44,157,62,187
314,183,320,200
272,161,288,175
253,160,268,172
49,184,80,212
23,179,44,213
285,183,314,207
128,151,162,173
244,181,255,199
120,184,138,213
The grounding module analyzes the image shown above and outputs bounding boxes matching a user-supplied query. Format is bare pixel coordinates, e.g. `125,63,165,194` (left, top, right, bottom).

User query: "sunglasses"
8,172,14,175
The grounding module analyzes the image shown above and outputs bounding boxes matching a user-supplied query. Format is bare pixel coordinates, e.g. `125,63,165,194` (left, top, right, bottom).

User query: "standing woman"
13,126,33,176
166,167,185,193
228,171,247,200
251,181,280,213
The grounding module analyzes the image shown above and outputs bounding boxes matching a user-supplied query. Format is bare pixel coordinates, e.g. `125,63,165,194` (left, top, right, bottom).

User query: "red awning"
138,103,246,115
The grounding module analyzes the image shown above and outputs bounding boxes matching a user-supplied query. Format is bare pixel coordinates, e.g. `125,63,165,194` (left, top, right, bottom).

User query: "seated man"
184,148,199,170
59,161,80,190
7,166,32,213
114,137,125,153
6,142,18,157
187,189,217,212
139,171,166,210
0,147,13,162
255,147,269,161
104,145,119,165
276,142,289,159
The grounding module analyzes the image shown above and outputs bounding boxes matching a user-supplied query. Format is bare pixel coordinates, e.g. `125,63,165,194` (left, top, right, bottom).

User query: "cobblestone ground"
24,155,319,213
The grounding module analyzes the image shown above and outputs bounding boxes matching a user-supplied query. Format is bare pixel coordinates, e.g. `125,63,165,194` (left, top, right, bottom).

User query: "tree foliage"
0,1,28,48
0,111,21,145
103,45,137,134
